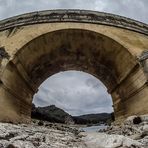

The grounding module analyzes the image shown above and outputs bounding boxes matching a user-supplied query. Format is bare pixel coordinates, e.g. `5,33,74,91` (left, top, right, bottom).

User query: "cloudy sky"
0,0,148,23
0,0,147,115
33,71,113,116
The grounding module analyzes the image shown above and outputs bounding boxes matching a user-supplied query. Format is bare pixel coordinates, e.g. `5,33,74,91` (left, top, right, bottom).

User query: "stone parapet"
0,10,148,35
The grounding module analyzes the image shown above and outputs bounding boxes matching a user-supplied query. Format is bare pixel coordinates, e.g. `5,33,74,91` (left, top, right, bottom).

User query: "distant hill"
31,104,74,124
31,104,114,124
73,113,113,124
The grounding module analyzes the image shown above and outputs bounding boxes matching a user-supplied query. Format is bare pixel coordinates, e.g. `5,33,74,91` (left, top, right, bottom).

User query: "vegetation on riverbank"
31,104,114,125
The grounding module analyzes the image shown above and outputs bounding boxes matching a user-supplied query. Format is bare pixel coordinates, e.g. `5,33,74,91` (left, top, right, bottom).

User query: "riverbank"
0,115,148,148
81,114,148,148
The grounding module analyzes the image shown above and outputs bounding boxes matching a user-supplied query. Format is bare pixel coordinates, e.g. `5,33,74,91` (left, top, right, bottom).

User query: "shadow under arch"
13,28,137,88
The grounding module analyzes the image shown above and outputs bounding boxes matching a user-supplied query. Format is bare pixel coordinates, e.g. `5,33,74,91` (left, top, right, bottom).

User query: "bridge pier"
0,62,34,123
111,63,148,121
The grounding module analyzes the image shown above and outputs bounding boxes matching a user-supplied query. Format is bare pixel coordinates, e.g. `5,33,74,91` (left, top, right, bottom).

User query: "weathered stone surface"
97,115,148,147
0,10,147,123
82,133,143,148
0,10,148,35
8,141,35,148
124,115,138,125
0,121,86,148
141,114,148,122
0,116,148,148
142,124,148,132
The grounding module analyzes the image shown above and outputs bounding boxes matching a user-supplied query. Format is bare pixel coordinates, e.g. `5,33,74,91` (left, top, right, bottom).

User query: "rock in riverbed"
0,120,86,148
0,115,148,148
82,132,143,148
96,114,148,147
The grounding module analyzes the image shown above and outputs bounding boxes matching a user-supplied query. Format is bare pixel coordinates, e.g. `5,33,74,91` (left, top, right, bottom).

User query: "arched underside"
0,28,147,123
0,10,147,123
13,29,136,89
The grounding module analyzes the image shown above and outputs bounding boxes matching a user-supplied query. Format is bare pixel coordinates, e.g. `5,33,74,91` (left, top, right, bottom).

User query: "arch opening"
33,71,113,114
32,70,114,124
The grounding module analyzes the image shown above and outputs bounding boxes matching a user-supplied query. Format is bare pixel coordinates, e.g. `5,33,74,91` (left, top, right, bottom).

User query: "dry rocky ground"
0,120,86,148
81,114,148,148
0,115,148,148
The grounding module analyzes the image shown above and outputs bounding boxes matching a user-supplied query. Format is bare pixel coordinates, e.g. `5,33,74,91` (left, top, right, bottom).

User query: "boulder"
124,115,137,125
142,125,148,132
140,114,148,122
124,115,142,125
82,133,143,148
8,141,35,148
129,133,142,140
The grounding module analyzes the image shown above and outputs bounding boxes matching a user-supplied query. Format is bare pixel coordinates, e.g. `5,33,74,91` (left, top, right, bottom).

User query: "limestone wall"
0,10,147,123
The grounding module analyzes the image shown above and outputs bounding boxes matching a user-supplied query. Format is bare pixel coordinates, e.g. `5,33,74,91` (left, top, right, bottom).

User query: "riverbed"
0,115,147,148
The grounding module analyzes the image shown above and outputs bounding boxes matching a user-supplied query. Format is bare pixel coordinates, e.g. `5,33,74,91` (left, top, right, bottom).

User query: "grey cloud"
33,71,113,116
99,0,148,23
0,0,148,23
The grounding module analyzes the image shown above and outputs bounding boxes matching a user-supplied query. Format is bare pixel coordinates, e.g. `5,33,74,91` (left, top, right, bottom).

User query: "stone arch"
0,10,147,123
11,29,132,87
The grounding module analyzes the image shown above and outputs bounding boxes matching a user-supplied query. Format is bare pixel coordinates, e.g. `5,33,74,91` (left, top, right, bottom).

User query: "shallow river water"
79,124,108,132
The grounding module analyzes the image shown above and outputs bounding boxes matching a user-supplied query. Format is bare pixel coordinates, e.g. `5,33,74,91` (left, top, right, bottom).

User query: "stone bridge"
0,10,147,123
